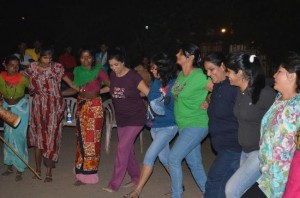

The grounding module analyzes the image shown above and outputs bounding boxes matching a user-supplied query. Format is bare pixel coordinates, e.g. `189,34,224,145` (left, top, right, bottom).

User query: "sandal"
44,175,53,183
102,187,114,193
123,189,140,198
15,172,23,182
2,169,14,176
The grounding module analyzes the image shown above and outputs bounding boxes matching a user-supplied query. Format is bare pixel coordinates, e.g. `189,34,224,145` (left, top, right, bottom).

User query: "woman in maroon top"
103,49,149,193
63,48,110,185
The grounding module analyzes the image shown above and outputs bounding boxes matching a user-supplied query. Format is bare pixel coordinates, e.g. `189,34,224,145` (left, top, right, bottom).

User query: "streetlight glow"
221,28,226,33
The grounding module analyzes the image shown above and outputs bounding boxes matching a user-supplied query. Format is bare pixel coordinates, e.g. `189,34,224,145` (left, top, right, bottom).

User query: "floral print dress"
25,62,65,163
258,93,300,198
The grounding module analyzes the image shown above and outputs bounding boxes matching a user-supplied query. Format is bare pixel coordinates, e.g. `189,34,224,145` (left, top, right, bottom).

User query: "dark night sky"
0,0,300,61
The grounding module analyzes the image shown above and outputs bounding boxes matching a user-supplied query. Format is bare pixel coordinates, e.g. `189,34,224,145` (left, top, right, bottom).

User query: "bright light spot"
221,28,226,33
21,17,26,20
145,26,149,30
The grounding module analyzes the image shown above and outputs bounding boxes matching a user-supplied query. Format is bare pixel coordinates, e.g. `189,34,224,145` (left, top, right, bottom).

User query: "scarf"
73,64,102,87
1,72,23,86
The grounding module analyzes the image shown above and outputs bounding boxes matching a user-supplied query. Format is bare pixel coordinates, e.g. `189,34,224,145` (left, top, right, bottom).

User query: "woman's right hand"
62,88,78,97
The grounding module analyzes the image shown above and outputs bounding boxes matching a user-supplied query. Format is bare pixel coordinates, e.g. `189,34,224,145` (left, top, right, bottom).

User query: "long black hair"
107,48,128,67
203,52,225,67
178,43,202,68
226,51,265,104
151,52,177,86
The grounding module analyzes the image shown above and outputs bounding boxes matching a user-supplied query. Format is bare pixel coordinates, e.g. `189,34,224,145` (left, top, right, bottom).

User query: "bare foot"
2,169,14,176
2,165,13,176
44,176,53,183
73,180,85,186
32,170,41,179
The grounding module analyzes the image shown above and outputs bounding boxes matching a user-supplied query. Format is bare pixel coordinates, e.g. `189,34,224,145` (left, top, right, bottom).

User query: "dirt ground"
0,127,215,198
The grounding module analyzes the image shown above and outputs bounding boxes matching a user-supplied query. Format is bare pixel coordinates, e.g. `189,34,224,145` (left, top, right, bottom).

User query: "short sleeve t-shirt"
110,69,146,126
172,68,210,129
25,48,39,61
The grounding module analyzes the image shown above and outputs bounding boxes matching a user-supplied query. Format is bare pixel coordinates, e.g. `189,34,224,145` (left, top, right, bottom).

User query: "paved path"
0,127,215,198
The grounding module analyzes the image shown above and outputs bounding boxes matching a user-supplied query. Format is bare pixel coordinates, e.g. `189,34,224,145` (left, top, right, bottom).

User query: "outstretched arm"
99,69,110,94
137,80,150,97
205,80,214,92
62,75,80,92
62,88,78,97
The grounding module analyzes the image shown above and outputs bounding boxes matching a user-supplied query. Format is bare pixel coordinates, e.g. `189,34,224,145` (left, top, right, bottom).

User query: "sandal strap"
134,189,140,196
123,190,140,198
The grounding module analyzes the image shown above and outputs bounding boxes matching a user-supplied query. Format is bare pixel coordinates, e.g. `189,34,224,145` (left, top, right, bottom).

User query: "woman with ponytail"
225,52,276,198
124,53,178,198
103,49,149,193
169,43,212,198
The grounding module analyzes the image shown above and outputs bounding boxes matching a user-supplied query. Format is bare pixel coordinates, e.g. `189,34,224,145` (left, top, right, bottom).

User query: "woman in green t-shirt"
169,43,212,198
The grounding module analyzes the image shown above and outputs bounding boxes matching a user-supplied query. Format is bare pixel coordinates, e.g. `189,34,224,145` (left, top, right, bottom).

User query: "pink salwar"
107,126,142,191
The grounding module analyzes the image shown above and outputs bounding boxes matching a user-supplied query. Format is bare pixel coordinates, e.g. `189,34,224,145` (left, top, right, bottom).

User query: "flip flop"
15,172,23,182
123,181,136,188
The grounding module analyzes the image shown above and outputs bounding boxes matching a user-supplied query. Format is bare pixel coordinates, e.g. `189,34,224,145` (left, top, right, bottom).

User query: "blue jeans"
204,150,241,198
143,126,178,166
225,150,261,198
169,127,208,198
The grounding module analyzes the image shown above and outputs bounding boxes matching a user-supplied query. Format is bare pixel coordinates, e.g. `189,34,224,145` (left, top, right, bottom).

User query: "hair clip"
249,55,256,63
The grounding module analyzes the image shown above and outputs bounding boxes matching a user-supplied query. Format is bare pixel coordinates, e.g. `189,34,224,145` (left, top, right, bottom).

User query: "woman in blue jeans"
170,43,212,198
203,52,241,198
124,52,178,198
225,52,276,198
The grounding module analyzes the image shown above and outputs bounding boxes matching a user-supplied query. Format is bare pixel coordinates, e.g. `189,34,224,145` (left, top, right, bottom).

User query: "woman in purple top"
103,49,149,193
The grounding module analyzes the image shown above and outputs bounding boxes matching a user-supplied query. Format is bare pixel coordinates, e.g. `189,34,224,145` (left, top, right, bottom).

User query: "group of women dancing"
1,42,300,198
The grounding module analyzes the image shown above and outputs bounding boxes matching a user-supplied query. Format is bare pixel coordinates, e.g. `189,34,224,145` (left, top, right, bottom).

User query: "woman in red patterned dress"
24,47,78,182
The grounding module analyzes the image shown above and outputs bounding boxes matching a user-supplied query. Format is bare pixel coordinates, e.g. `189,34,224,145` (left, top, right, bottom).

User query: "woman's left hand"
200,101,209,110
